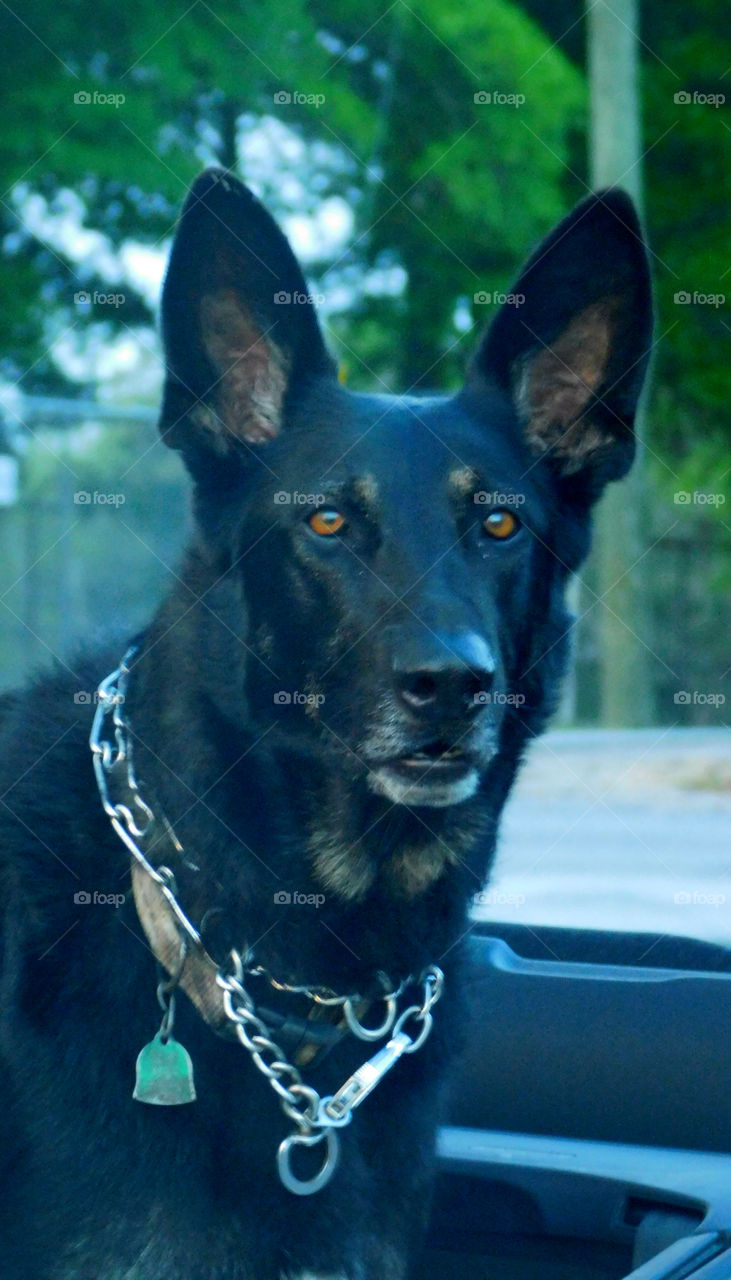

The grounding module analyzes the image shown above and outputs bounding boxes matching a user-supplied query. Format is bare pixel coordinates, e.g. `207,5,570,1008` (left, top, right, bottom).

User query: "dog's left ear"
159,168,336,476
468,190,653,496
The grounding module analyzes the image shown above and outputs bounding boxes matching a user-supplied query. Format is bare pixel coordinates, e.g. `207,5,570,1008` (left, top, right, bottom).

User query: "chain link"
218,969,316,1127
246,963,412,1009
90,648,205,952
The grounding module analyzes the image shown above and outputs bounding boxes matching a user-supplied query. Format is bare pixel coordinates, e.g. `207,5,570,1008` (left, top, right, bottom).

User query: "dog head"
156,170,651,899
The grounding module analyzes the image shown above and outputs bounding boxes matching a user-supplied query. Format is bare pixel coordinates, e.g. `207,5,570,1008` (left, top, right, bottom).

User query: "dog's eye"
308,508,346,537
483,509,520,540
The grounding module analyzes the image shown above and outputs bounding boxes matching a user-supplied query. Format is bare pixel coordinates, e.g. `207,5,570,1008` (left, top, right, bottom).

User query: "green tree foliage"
309,0,583,387
0,0,580,395
0,1,342,381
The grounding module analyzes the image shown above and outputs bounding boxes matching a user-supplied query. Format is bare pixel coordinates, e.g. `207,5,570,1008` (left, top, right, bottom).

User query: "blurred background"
0,0,728,942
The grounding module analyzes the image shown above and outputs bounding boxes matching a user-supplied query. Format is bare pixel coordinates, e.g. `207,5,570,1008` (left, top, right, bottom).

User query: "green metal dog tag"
133,1033,197,1105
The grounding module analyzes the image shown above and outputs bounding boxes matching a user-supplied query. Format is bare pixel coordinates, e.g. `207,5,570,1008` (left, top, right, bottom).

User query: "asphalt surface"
472,728,731,946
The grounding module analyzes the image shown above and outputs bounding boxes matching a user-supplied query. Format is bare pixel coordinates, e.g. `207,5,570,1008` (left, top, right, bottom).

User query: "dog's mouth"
393,739,469,773
367,737,485,808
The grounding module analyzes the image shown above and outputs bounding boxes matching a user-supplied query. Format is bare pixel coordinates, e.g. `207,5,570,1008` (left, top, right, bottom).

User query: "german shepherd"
0,169,651,1279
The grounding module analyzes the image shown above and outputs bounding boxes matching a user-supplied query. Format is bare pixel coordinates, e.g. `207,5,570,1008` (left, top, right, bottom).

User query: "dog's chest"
59,1259,347,1280
60,1271,345,1280
57,1221,354,1280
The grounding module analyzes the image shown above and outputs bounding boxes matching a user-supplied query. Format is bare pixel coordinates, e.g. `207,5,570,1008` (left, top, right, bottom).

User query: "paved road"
472,728,731,946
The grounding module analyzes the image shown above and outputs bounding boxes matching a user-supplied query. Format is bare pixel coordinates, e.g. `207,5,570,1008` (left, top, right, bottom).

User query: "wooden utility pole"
586,0,653,725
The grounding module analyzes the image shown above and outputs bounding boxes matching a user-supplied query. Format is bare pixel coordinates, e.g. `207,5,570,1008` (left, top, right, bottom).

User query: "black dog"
0,169,651,1279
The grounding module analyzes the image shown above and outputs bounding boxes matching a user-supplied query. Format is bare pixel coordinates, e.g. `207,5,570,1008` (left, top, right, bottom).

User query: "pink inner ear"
196,289,289,445
517,299,620,469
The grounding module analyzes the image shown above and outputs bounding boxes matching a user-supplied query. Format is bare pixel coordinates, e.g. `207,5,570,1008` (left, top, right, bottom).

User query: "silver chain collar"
89,646,445,1195
219,954,443,1194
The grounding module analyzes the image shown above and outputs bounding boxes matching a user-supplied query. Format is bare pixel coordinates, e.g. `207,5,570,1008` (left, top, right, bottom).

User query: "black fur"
0,170,651,1279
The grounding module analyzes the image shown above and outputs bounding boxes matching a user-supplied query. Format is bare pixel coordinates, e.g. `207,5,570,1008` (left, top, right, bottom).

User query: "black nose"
393,631,495,719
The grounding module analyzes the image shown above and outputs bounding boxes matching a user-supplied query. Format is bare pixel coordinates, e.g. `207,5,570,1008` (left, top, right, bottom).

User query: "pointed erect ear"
159,168,336,473
468,190,653,492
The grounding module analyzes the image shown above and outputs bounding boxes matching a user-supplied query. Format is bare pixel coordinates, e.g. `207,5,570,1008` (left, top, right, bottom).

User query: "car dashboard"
417,925,731,1279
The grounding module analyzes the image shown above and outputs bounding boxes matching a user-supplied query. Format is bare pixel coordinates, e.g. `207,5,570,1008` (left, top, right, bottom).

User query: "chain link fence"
0,396,188,691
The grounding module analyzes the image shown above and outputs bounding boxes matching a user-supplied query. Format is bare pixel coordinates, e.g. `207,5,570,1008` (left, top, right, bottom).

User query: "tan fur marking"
352,473,379,507
254,622,276,660
448,466,479,498
385,842,459,897
517,299,619,470
308,831,376,902
199,289,289,443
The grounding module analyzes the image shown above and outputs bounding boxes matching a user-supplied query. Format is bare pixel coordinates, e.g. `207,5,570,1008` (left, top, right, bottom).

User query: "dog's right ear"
466,190,653,501
159,168,336,478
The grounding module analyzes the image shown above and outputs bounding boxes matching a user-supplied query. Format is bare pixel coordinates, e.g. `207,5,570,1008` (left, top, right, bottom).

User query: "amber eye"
483,509,519,540
308,507,346,537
